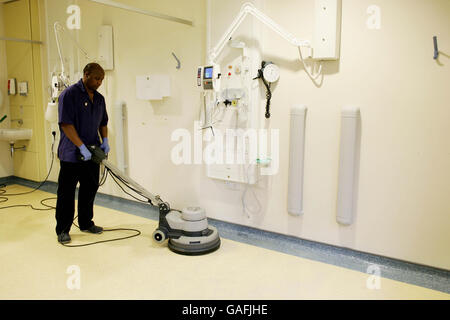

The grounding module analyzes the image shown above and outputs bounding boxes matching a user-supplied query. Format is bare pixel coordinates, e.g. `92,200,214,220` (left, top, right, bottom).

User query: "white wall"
41,0,450,270
43,0,207,202
207,0,450,270
0,5,14,178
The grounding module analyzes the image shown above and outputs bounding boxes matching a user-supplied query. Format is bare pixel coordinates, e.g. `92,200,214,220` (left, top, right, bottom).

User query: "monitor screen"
203,66,213,79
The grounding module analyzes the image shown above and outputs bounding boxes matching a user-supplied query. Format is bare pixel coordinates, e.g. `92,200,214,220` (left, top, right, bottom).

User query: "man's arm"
99,125,108,141
99,125,110,154
60,123,83,147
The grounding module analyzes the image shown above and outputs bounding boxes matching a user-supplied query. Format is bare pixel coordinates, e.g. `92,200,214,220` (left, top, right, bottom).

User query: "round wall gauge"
263,63,280,83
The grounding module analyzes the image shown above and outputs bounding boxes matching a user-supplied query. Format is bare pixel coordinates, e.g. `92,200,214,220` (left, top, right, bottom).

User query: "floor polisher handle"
78,145,107,164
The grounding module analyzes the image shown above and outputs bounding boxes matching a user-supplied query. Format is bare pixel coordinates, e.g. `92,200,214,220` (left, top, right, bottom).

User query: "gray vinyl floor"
0,184,449,299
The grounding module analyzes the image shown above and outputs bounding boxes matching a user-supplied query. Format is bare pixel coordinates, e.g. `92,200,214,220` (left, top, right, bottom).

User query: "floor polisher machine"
83,145,221,255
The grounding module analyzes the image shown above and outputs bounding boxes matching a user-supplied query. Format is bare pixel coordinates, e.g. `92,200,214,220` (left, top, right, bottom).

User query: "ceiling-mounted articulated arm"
208,2,311,64
54,22,93,63
53,21,95,87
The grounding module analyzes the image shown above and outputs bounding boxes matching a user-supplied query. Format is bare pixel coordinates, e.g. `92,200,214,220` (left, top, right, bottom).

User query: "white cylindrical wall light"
288,105,307,216
336,106,360,225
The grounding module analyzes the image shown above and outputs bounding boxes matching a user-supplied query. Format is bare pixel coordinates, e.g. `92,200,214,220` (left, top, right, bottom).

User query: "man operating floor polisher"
81,145,221,255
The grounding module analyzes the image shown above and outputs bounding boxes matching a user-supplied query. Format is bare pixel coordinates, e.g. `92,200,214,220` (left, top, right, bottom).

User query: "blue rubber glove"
100,137,110,155
79,144,92,161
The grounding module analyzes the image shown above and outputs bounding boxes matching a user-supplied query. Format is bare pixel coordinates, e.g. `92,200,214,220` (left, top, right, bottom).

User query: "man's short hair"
83,63,104,75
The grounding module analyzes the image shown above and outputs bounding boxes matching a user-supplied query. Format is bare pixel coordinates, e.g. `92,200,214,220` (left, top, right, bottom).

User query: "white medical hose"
242,164,261,218
298,46,323,81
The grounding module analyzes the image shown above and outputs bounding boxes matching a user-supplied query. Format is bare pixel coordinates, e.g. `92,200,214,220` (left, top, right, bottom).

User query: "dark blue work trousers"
55,160,100,235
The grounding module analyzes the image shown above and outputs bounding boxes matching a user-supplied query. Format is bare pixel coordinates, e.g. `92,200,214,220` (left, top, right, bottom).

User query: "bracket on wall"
171,52,181,69
433,36,439,60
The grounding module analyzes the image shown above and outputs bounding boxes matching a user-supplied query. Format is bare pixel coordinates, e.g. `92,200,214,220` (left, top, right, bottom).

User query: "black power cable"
107,168,149,204
60,214,141,248
253,61,273,119
0,131,57,210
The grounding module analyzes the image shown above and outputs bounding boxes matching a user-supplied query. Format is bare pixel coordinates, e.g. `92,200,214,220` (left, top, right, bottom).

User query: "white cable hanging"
298,47,323,81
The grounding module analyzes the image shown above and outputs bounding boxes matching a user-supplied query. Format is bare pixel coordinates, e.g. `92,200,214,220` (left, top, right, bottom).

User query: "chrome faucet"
9,142,26,157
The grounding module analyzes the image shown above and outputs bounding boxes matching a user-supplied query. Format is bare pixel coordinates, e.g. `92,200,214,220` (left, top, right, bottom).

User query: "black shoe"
58,232,71,244
81,224,103,234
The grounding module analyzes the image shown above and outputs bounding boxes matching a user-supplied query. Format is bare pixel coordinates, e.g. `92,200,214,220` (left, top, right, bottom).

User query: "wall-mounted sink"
0,128,33,144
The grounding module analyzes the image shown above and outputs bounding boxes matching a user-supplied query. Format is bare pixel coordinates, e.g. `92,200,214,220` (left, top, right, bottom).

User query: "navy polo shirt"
58,79,108,162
